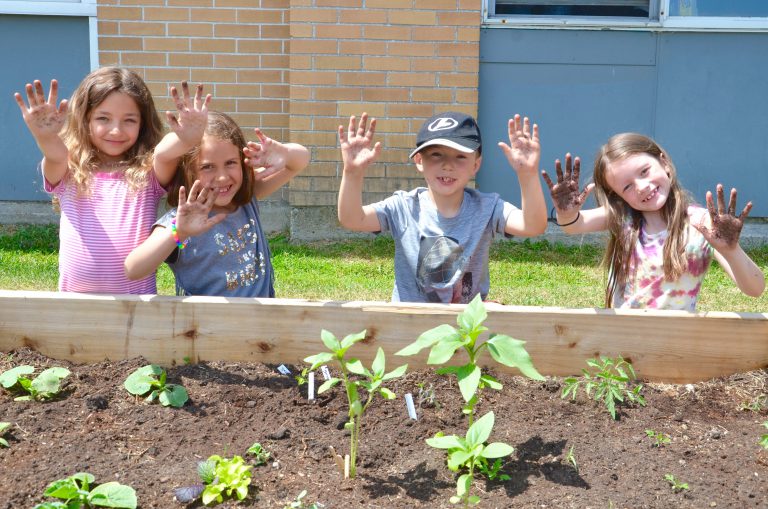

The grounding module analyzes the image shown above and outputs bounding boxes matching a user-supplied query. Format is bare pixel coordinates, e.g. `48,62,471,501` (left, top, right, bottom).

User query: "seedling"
0,365,70,401
246,442,271,466
739,394,767,412
174,454,252,505
561,356,645,420
664,473,689,492
426,411,513,506
759,421,768,449
565,445,578,472
397,295,544,425
645,429,671,447
283,489,324,509
295,367,311,386
0,422,11,447
416,381,438,409
32,472,137,509
304,329,407,479
123,365,188,408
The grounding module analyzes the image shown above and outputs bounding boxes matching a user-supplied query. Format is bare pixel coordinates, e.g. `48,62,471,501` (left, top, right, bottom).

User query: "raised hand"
692,184,751,251
244,128,289,181
338,113,381,175
541,153,594,215
14,79,68,142
165,81,211,146
174,180,227,240
498,114,540,176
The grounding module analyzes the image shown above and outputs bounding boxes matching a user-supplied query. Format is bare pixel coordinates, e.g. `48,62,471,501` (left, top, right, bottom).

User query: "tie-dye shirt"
614,208,713,311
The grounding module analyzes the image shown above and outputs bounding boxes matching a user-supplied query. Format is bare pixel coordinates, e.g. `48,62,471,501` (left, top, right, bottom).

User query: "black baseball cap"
409,112,482,159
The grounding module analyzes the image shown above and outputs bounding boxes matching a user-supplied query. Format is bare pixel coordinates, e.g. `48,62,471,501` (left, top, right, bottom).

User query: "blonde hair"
62,67,163,195
166,111,254,208
592,133,691,307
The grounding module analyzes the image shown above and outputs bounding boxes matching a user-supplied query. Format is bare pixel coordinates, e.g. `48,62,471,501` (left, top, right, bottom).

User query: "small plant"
283,489,324,509
123,365,188,408
427,411,514,506
664,473,689,492
561,356,645,420
759,421,768,449
739,394,768,412
565,444,578,472
0,422,11,447
174,454,253,505
0,365,70,401
397,295,544,425
304,329,407,479
416,381,439,409
645,429,671,447
246,442,271,466
294,367,311,387
32,472,137,509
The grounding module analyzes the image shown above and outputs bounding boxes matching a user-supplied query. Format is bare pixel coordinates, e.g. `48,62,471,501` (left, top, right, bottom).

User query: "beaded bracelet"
556,211,581,227
170,218,186,250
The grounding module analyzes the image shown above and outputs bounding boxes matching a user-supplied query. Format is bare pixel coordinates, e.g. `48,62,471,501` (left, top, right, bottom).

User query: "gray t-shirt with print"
156,197,274,297
372,187,516,303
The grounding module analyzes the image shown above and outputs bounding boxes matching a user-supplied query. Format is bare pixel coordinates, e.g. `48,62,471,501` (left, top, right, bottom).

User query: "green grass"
1,224,766,313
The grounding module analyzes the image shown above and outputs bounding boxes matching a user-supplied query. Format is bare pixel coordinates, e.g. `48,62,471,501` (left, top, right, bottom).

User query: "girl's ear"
659,152,672,177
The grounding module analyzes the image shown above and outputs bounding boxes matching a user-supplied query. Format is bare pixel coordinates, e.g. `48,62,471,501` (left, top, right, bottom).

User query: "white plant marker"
404,392,418,420
344,454,350,479
320,365,331,380
276,364,291,376
308,372,315,401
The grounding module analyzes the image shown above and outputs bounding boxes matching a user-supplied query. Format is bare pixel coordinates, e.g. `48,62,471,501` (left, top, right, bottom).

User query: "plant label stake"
320,365,331,380
276,364,291,376
308,372,315,401
404,392,418,420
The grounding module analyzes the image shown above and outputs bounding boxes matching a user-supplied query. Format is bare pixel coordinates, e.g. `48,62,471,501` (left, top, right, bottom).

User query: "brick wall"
96,0,481,215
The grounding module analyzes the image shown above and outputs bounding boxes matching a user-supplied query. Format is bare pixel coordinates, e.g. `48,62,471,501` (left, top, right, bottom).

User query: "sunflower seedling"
664,473,689,492
561,356,645,420
174,454,252,505
304,329,407,479
32,472,137,509
645,429,671,447
283,490,324,509
565,445,578,472
124,365,188,408
0,365,70,401
0,422,11,447
397,294,543,425
246,442,271,466
759,421,768,449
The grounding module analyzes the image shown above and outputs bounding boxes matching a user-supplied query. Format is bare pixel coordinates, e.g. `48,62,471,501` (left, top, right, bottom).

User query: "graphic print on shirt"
213,218,267,291
416,235,473,303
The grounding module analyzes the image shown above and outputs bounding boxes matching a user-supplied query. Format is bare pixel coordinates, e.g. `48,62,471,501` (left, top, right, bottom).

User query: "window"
0,0,96,17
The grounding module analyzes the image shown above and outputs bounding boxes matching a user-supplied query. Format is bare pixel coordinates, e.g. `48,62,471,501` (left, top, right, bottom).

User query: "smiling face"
87,91,141,164
195,134,244,213
413,145,481,202
604,152,672,215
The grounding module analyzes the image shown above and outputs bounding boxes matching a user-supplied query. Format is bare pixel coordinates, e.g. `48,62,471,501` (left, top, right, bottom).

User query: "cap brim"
409,138,479,159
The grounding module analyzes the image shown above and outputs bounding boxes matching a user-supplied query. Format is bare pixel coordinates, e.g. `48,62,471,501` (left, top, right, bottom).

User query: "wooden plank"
0,290,766,383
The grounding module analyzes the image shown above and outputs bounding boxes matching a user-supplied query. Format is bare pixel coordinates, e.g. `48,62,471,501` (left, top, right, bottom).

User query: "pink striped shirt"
45,170,166,294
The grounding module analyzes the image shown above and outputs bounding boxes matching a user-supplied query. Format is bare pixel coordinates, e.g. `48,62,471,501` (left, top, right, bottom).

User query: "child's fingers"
166,111,180,129
739,201,753,221
367,117,377,138
358,112,368,136
192,83,202,108
25,83,38,107
579,183,595,204
47,79,58,106
170,86,184,111
572,155,582,182
716,184,726,215
58,99,69,116
531,123,539,142
541,170,555,190
178,185,187,204
253,127,269,145
705,190,717,219
180,80,191,103
554,159,564,181
207,213,228,228
338,124,346,144
347,115,357,139
522,116,531,137
13,93,28,113
201,93,211,112
727,188,738,216
34,80,45,104
188,179,204,202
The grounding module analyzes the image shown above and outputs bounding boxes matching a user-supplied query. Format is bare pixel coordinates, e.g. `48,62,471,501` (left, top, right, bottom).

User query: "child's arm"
14,79,69,186
541,153,607,233
692,185,765,297
497,114,547,236
243,128,309,199
124,180,226,280
337,113,383,232
153,82,211,187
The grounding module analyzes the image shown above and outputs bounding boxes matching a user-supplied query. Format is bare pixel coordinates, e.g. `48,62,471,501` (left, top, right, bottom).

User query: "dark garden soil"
1,347,767,509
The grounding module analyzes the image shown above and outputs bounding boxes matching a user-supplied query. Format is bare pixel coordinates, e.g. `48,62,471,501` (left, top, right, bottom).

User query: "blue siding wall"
0,15,90,201
478,28,768,216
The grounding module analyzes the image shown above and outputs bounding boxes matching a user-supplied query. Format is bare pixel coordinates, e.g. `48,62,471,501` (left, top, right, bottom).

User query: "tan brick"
190,8,237,23
388,10,437,25
291,9,339,23
315,56,361,70
372,118,411,133
412,88,452,103
98,52,120,66
144,37,190,51
167,23,212,37
457,27,480,42
118,0,164,4
290,191,337,207
169,0,213,6
290,86,313,100
363,56,409,72
455,57,479,73
459,0,483,9
339,9,387,24
98,21,119,35
417,0,459,9
216,0,267,6
388,72,436,87
144,7,190,21
190,37,234,52
386,134,414,149
262,24,290,39
237,40,285,54
237,98,285,113
289,55,312,69
97,6,142,20
455,88,478,104
291,39,338,54
263,0,290,7
438,11,481,26
363,26,411,40
362,88,408,102
388,42,436,57
120,22,167,36
169,53,213,67
411,57,454,72
387,103,435,118
313,177,342,192
365,0,412,7
299,161,339,177
413,26,456,41
317,25,361,39
261,55,289,68
287,177,313,191
339,72,387,86
438,42,478,57
314,117,348,132
237,9,285,24
237,69,285,83
99,37,142,51
439,72,478,88
315,87,362,101
212,24,259,38
291,101,339,116
291,71,338,86
191,69,237,83
293,131,338,146
316,0,362,6
121,52,168,66
215,84,263,97
205,98,236,111
144,68,192,82
289,23,313,38
262,84,289,98
214,54,261,68
337,103,386,117
338,40,385,55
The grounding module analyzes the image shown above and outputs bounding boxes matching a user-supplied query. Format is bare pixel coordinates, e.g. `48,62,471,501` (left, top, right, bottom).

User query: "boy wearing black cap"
338,111,547,303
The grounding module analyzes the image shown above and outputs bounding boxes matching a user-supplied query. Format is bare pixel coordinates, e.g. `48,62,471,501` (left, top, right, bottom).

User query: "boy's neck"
426,187,465,218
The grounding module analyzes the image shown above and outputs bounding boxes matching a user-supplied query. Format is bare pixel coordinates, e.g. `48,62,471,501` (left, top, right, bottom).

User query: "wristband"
556,212,580,227
170,218,187,250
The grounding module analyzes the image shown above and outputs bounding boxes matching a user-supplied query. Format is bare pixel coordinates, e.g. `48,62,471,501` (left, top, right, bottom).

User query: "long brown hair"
592,133,691,307
166,111,255,208
62,67,163,195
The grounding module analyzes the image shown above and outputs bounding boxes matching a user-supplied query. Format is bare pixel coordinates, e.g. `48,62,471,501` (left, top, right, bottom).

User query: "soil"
1,348,767,509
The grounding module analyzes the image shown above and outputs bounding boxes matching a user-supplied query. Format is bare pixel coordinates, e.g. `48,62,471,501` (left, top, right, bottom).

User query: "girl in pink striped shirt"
15,67,209,294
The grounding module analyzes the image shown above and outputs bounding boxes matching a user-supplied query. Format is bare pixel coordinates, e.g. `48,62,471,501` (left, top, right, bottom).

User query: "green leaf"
395,324,458,356
89,482,137,508
427,338,465,365
458,295,486,331
345,358,367,376
371,348,386,377
480,373,502,390
448,450,473,470
382,364,407,381
31,367,70,398
320,330,341,352
350,399,363,417
457,364,481,403
317,378,340,394
339,330,367,350
159,385,189,407
123,365,163,396
426,434,464,450
466,411,494,447
456,473,472,497
379,387,396,400
486,335,544,381
0,365,34,388
44,477,81,500
481,442,514,459
304,352,334,370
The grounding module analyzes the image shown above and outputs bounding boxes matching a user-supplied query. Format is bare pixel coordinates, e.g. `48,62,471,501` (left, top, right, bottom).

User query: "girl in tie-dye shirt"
541,133,764,310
